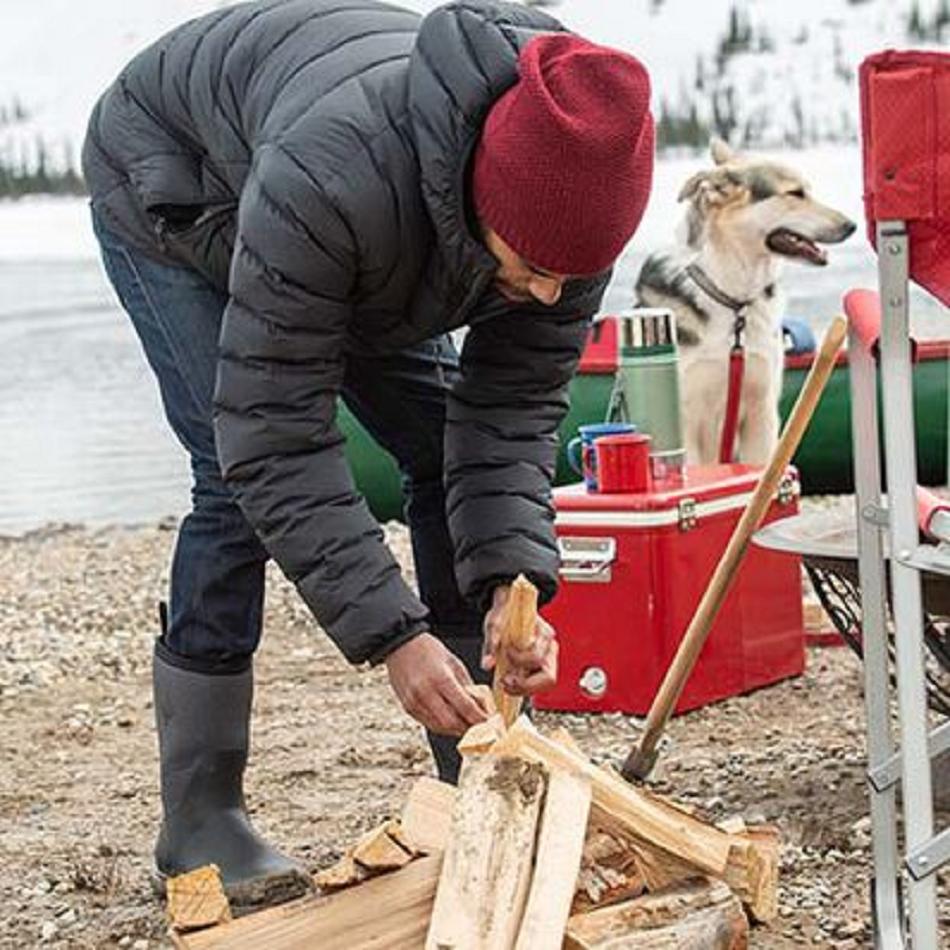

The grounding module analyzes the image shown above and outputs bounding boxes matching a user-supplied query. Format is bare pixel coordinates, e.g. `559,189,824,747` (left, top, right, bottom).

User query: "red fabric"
472,34,654,277
719,348,744,464
860,50,950,306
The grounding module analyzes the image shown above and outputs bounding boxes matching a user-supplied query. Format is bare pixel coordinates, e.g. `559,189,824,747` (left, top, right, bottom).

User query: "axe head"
619,743,658,783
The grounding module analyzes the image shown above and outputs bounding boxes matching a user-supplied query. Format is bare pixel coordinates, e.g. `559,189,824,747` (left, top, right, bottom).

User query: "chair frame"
848,221,949,948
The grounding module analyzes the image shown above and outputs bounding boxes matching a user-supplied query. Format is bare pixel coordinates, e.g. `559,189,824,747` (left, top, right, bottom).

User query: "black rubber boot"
152,645,313,909
426,636,493,785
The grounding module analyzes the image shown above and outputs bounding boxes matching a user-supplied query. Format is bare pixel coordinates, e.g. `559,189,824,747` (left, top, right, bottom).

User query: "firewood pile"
169,711,779,950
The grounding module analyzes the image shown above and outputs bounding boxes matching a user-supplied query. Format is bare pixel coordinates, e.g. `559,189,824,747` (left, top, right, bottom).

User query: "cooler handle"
557,536,617,583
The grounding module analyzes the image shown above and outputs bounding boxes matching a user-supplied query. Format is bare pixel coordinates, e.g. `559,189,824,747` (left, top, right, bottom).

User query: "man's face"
482,228,568,307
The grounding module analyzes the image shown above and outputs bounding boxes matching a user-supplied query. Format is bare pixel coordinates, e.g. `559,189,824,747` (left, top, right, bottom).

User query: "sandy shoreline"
1,518,947,948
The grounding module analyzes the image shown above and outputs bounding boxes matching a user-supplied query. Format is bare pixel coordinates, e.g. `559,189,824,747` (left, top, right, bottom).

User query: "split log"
493,719,732,878
352,819,416,869
723,825,780,923
314,819,416,891
399,773,646,916
514,769,592,950
425,755,545,950
173,855,442,950
411,725,778,922
573,831,647,913
313,853,367,891
492,574,539,727
400,778,455,855
564,878,748,950
457,713,507,756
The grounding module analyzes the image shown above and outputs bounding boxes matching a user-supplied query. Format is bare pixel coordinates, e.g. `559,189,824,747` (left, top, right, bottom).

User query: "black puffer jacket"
82,0,610,664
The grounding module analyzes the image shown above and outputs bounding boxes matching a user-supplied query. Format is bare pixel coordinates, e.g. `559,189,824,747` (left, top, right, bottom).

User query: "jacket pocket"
151,201,237,290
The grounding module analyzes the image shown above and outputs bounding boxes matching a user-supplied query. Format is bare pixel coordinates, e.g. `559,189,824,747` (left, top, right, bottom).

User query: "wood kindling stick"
492,574,540,727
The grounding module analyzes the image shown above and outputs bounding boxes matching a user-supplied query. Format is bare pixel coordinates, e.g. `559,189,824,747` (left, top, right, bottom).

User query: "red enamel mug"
593,433,652,493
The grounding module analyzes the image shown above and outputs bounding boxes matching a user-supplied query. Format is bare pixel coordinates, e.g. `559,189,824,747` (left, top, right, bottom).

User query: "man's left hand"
481,584,559,696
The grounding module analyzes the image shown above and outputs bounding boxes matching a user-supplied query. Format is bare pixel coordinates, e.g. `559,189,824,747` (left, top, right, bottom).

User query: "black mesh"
805,555,950,717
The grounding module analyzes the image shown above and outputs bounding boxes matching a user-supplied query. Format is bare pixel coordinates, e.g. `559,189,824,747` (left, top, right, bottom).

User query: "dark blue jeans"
92,210,484,682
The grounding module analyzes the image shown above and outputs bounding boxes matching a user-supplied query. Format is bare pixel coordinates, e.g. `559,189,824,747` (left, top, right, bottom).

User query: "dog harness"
684,263,752,464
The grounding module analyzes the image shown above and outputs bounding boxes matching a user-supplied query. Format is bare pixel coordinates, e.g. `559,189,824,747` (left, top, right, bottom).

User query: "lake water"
1,218,947,536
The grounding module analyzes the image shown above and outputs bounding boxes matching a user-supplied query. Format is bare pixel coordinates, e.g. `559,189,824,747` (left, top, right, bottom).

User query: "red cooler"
536,464,805,715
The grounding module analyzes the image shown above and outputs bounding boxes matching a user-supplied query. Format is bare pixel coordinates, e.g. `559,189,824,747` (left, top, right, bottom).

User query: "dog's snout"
824,216,857,244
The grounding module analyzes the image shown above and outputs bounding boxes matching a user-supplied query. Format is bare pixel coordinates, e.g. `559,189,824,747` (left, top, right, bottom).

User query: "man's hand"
385,633,490,736
482,584,558,696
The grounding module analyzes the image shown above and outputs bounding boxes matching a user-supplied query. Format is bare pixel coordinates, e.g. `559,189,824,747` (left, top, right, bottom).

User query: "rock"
40,921,57,942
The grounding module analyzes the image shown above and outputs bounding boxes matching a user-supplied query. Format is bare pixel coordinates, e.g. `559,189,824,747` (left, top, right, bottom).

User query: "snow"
0,196,98,261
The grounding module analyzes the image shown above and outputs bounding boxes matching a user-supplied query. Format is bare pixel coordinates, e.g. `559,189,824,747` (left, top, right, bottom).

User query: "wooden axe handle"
622,315,847,781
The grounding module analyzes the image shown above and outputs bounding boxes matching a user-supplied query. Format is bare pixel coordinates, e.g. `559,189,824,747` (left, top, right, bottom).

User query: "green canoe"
341,340,950,521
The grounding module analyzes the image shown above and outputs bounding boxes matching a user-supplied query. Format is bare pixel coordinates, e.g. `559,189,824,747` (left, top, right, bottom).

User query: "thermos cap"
619,307,677,353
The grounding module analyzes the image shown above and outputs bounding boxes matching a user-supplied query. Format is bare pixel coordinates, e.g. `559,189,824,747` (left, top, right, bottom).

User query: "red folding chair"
854,50,950,949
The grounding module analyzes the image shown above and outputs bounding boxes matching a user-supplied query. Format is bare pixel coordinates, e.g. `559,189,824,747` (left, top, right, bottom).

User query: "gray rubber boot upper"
153,647,312,908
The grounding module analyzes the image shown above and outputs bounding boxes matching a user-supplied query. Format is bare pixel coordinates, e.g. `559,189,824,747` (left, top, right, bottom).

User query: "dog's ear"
679,168,747,208
710,138,735,166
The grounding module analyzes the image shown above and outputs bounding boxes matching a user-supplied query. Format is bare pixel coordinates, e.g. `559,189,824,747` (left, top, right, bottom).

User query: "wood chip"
166,865,231,933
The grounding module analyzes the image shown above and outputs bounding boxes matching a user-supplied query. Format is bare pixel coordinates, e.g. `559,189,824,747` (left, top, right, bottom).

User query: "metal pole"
877,220,938,948
847,313,905,948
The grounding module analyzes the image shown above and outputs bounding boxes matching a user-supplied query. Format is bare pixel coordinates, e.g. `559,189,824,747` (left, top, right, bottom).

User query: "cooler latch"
678,498,697,531
777,474,799,506
557,536,617,583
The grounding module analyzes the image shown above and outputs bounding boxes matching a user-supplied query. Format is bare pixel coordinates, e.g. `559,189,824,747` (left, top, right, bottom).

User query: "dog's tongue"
767,228,828,266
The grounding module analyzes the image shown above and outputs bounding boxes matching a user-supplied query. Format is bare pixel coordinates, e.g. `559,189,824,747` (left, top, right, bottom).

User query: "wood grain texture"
564,878,748,949
400,778,456,855
174,855,442,950
425,755,545,950
514,769,592,950
492,575,539,727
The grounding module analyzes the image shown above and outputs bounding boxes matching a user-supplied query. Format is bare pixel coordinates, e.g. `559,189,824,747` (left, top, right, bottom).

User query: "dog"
635,139,856,465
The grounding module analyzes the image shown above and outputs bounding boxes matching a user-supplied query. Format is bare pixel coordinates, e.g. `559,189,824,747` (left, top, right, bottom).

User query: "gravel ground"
1,511,948,949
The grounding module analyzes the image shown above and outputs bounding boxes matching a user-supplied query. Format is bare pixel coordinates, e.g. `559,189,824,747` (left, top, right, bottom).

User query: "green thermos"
609,308,685,480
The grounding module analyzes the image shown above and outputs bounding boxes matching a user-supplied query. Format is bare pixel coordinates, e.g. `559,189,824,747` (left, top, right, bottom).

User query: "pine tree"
712,84,738,144
907,0,925,39
937,0,950,41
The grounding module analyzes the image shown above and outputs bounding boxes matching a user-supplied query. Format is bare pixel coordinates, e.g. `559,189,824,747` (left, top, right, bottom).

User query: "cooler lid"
554,464,798,528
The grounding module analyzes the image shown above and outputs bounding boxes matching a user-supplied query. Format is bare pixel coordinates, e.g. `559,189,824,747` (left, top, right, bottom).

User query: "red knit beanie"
472,34,654,277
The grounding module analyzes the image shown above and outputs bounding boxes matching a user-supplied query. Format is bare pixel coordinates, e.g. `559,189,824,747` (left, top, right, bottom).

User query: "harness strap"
719,346,745,464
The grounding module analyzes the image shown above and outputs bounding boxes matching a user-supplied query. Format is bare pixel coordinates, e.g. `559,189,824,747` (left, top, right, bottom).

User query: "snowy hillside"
0,0,946,182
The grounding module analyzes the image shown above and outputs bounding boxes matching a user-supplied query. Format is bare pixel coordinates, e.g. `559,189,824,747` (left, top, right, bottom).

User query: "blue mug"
567,422,638,490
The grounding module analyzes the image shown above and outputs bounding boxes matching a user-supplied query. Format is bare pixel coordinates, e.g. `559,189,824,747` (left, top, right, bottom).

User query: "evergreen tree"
907,0,925,40
712,84,738,144
695,54,706,92
937,0,950,41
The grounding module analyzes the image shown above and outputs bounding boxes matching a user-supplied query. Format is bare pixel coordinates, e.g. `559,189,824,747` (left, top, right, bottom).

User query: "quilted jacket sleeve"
445,283,606,611
214,143,430,665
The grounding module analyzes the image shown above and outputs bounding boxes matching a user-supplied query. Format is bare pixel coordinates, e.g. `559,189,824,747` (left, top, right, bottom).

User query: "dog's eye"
786,188,806,199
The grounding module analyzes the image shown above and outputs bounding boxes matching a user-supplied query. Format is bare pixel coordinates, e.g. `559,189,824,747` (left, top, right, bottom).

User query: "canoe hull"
342,341,950,521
